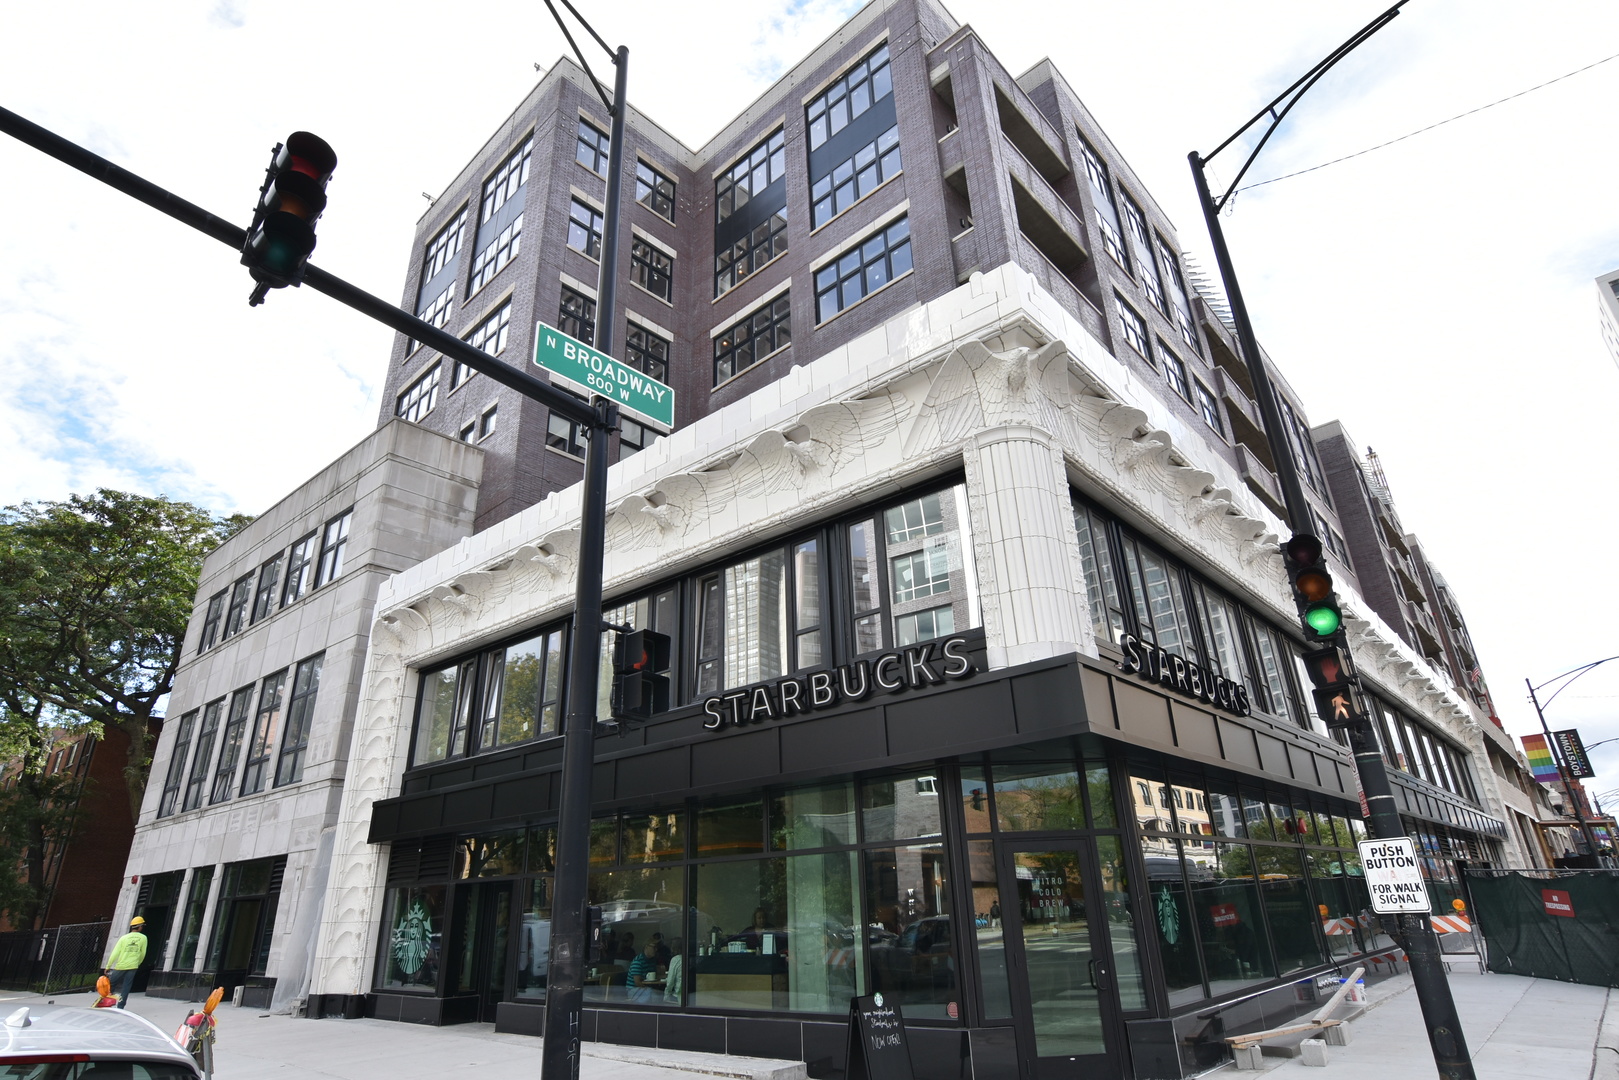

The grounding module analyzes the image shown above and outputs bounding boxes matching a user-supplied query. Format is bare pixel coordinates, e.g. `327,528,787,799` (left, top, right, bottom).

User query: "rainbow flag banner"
1523,733,1561,784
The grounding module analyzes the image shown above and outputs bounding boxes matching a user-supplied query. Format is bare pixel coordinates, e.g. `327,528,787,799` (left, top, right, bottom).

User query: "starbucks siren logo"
392,897,432,975
1156,886,1180,945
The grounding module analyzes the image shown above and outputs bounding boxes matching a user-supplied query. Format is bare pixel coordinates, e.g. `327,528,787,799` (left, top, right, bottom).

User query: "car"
0,1002,202,1078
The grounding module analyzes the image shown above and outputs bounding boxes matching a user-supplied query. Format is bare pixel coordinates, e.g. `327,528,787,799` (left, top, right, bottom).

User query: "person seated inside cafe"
627,942,661,1003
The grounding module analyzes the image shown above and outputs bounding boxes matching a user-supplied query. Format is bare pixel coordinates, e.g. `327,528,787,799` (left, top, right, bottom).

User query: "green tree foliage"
0,489,246,825
0,695,89,928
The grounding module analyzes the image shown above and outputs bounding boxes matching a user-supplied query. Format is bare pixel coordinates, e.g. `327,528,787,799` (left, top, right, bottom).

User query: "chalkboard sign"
845,993,913,1080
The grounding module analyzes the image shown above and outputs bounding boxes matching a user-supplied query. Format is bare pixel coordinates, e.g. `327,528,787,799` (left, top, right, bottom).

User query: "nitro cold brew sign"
1116,633,1252,717
1358,837,1431,913
703,637,975,730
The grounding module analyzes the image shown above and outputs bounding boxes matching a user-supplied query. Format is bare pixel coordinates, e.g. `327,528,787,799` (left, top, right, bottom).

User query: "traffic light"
1282,533,1343,639
242,132,337,304
1301,642,1364,728
611,628,671,721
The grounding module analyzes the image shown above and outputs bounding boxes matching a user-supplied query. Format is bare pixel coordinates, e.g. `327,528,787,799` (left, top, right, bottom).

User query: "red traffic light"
1283,533,1324,566
243,132,336,303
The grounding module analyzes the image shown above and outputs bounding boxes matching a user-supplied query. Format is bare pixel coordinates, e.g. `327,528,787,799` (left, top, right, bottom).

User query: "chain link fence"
0,921,111,994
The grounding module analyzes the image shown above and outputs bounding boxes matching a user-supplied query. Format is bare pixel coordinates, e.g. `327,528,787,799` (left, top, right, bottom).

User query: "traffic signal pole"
1189,6,1474,1078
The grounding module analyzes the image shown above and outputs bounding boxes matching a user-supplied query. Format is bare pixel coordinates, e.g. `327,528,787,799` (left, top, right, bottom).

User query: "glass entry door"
451,882,513,1023
1000,845,1126,1079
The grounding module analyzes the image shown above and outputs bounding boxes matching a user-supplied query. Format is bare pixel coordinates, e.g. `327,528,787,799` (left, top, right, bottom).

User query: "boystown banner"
1522,733,1562,784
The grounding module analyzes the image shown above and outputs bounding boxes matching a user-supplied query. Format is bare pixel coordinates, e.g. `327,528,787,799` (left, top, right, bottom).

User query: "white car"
0,1003,201,1079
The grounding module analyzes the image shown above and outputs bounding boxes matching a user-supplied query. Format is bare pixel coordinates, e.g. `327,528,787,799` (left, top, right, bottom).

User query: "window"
456,301,512,389
810,126,900,228
715,208,787,297
568,198,603,259
174,866,214,970
157,710,197,818
281,533,316,607
197,591,226,653
1194,379,1222,434
478,405,498,441
411,628,566,766
210,687,254,804
1310,508,1350,563
1160,339,1191,401
807,42,893,151
240,670,287,796
1155,236,1200,355
636,160,676,220
470,215,523,295
1277,395,1328,495
558,287,596,346
422,208,469,284
846,485,979,657
460,420,476,443
814,216,911,322
1114,293,1149,358
1074,496,1310,727
221,573,253,640
1079,139,1127,269
625,324,670,383
251,554,281,624
397,363,442,423
315,510,352,588
618,418,650,460
631,238,673,301
714,293,791,384
182,699,222,812
413,207,467,352
480,136,532,223
716,129,786,225
548,410,588,459
576,119,610,174
1120,194,1164,314
275,653,323,786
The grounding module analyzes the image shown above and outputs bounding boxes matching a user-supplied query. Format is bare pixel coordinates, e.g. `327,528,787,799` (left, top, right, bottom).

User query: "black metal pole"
540,43,626,1080
1188,156,1313,532
1526,679,1598,859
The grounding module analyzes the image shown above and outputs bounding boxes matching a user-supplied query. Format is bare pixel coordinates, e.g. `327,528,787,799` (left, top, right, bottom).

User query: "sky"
2,1,1617,798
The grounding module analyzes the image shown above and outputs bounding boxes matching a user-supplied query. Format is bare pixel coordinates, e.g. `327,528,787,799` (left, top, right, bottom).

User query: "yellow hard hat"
129,916,145,927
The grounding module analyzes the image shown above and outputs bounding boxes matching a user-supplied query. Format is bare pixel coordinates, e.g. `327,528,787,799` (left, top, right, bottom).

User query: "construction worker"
104,916,148,1009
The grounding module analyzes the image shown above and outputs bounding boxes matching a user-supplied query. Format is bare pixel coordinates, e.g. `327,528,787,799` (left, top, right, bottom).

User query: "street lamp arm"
543,0,619,115
1199,1,1408,211
1532,655,1619,710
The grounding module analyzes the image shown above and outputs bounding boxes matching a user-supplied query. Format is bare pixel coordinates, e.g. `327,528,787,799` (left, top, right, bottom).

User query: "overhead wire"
1236,50,1619,193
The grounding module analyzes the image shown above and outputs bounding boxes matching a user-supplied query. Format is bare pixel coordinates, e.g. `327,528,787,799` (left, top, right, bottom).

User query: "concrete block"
1300,1039,1328,1067
1326,1022,1352,1046
1232,1045,1264,1071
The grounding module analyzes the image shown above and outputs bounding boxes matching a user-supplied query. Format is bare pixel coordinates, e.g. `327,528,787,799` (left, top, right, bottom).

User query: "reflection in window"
1192,843,1275,996
1141,836,1205,1006
861,770,942,843
586,865,684,1004
992,762,1084,832
865,843,954,1018
694,550,787,695
771,780,855,851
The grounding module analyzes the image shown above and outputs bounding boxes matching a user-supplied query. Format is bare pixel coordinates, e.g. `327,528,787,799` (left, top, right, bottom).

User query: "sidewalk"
0,989,805,1080
1260,969,1613,1080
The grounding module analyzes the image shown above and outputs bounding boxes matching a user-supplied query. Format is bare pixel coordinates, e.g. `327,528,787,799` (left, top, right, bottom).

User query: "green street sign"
532,321,674,429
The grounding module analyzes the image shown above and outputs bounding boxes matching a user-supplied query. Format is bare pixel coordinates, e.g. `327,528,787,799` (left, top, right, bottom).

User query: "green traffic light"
1305,603,1342,637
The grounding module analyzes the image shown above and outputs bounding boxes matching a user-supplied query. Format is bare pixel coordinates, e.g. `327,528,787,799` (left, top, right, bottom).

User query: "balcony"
1237,443,1285,518
1216,369,1273,469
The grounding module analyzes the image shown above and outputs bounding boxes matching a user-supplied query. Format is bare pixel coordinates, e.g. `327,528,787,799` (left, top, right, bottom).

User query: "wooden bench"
1225,966,1365,1069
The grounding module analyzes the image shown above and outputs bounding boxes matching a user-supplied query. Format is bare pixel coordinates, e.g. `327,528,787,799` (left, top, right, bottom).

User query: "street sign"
1552,729,1596,779
533,321,674,429
1357,837,1432,913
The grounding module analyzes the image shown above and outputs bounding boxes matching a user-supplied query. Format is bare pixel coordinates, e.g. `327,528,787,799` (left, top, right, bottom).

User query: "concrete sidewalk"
1260,969,1613,1079
0,989,805,1080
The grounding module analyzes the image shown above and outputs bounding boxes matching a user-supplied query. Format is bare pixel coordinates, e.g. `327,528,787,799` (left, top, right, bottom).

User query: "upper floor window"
315,510,352,588
281,533,316,607
412,626,567,766
414,208,467,349
568,198,604,259
275,653,324,787
397,363,442,423
157,710,198,818
631,238,673,301
481,136,532,223
558,287,596,348
636,160,676,220
1193,379,1223,435
619,417,650,460
810,126,900,229
221,573,253,640
625,324,670,383
716,129,786,225
814,216,911,322
464,301,512,363
182,700,221,813
576,119,610,175
469,137,531,296
1114,293,1149,359
1079,138,1127,269
197,591,226,653
714,293,791,385
1159,340,1191,401
807,43,893,152
1276,395,1327,495
239,669,287,797
421,208,468,286
210,687,254,805
1154,236,1200,355
715,207,787,298
251,553,282,624
1120,194,1164,315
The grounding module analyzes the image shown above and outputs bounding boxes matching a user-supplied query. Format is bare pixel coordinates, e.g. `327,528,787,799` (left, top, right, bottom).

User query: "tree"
0,490,246,823
0,692,89,928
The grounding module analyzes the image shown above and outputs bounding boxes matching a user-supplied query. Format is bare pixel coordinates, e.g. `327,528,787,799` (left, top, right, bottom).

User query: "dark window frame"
576,119,610,175
315,509,352,589
275,653,324,787
281,533,317,607
182,699,223,812
239,669,288,797
635,160,676,221
397,363,442,423
156,709,198,818
250,553,282,624
631,237,674,301
197,591,226,653
814,216,912,323
210,686,254,804
713,292,791,386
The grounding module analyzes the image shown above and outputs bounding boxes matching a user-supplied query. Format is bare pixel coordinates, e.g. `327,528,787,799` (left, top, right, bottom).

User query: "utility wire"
1236,50,1619,193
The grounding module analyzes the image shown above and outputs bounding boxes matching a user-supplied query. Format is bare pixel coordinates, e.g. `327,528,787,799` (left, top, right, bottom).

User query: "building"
1598,267,1619,368
128,1,1520,1076
116,421,482,1007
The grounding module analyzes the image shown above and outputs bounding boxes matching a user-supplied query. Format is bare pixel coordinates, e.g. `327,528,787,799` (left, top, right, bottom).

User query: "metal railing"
0,921,111,993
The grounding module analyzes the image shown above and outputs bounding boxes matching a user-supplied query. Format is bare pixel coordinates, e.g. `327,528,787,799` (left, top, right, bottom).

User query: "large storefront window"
381,886,446,990
1073,495,1311,730
411,625,567,766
